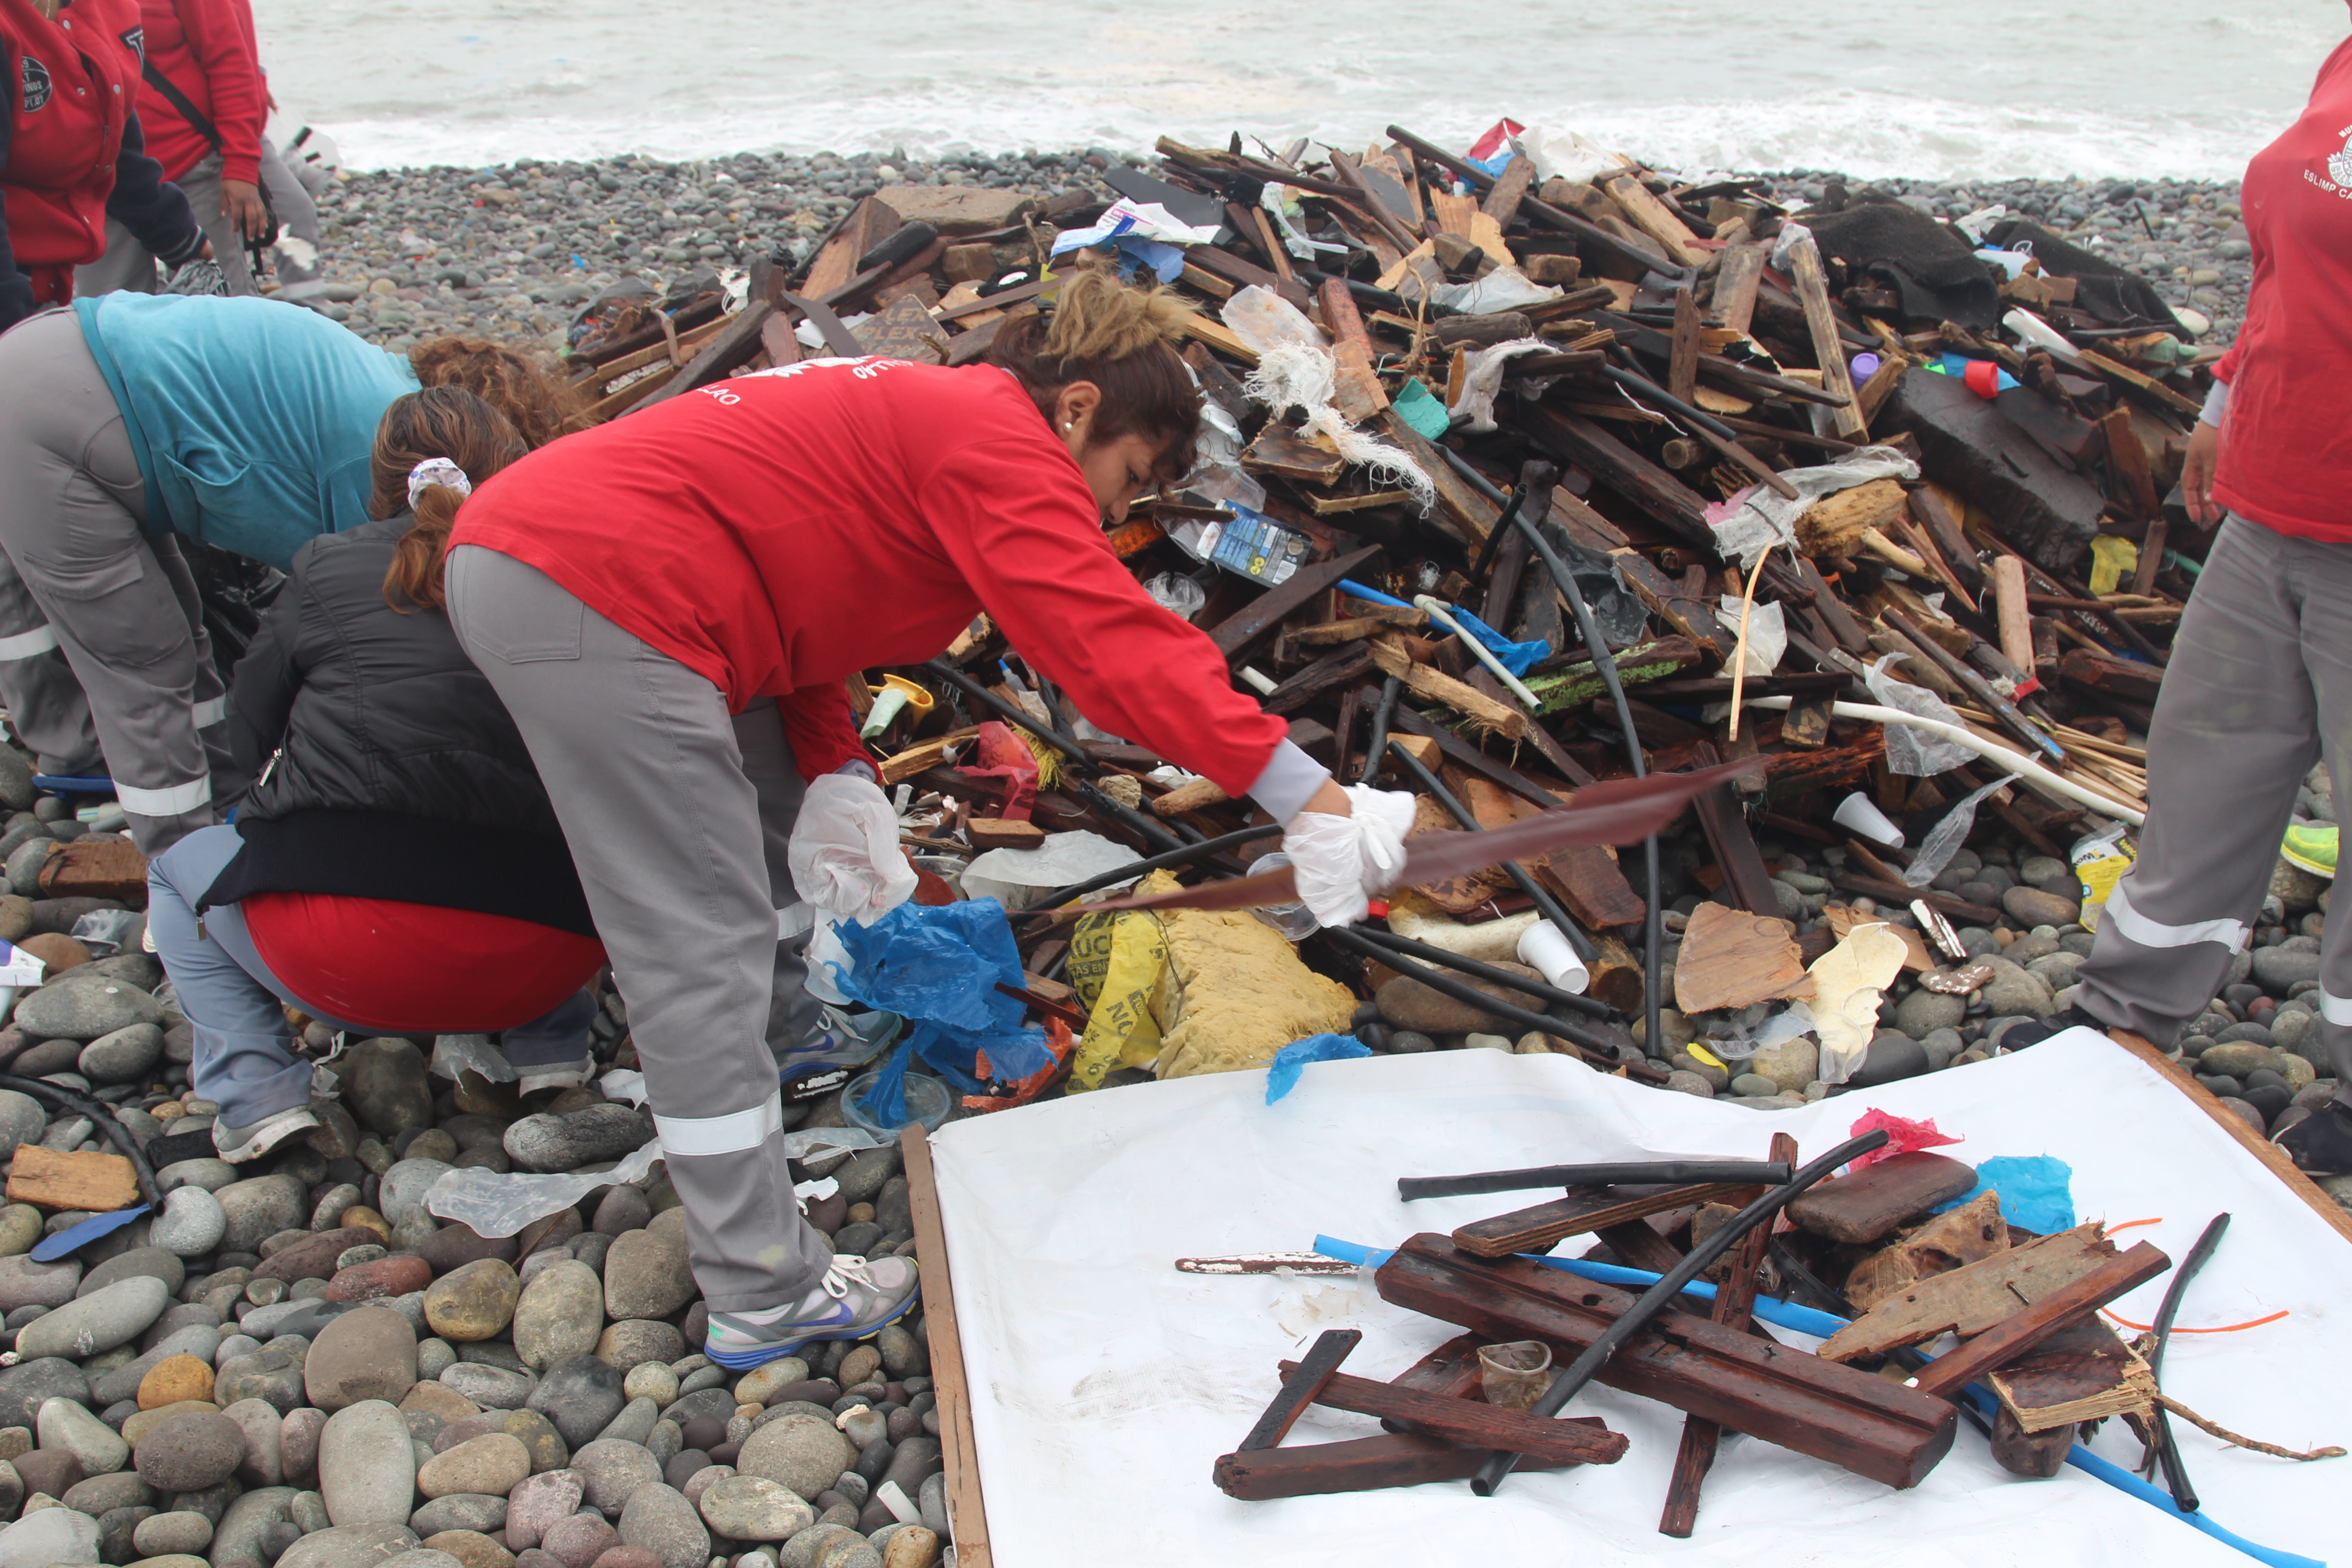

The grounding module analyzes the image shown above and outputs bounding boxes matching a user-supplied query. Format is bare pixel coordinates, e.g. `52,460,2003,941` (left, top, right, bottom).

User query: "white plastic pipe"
1414,596,1543,711
1748,696,2145,825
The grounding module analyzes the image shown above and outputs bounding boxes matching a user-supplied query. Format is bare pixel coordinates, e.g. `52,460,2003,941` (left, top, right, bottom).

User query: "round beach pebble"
695,1475,813,1542
417,1433,531,1499
512,1262,604,1372
148,1187,228,1259
329,1256,432,1303
131,1509,215,1557
132,1411,246,1491
136,1354,215,1410
424,1260,522,1343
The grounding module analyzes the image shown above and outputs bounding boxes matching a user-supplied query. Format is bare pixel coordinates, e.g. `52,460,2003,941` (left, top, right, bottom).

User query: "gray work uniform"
443,543,832,1314
0,309,232,852
148,823,594,1127
2072,514,2352,1084
76,139,319,297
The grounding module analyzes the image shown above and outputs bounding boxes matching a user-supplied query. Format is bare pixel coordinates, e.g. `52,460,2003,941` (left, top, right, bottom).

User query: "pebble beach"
285,149,2258,353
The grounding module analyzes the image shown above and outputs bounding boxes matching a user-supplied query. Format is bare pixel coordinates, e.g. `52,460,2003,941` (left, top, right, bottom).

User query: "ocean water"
252,0,2345,180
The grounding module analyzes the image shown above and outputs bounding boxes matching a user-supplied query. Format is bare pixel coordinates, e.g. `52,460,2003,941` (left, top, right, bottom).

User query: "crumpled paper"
1807,922,1910,1086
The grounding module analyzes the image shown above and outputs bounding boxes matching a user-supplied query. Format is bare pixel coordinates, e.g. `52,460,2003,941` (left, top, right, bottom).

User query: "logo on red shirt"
18,54,51,113
118,24,144,61
2331,124,2352,188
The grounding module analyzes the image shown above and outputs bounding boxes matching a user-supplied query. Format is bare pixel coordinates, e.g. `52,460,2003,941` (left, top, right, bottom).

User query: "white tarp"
929,1032,2344,1567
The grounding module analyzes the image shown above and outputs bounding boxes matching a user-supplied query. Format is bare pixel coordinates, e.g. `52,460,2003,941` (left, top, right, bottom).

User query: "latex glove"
1282,785,1418,928
788,773,917,926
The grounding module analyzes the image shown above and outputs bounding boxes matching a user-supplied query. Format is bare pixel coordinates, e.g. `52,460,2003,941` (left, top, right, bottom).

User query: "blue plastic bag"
828,899,1054,1127
1447,606,1550,677
1264,1034,1371,1103
1931,1154,2075,1235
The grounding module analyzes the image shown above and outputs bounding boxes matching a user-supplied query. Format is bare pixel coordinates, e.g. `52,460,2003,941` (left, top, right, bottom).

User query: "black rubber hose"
1318,924,1621,1059
1348,926,1612,1020
1470,1128,1890,1495
0,1073,161,1205
1445,447,1669,1063
2143,1212,2230,1511
1359,675,1401,786
1020,822,1284,914
1386,740,1599,965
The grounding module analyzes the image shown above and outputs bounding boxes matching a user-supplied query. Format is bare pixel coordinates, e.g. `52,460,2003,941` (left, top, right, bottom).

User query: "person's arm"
2183,378,2226,526
178,0,268,230
225,544,315,775
104,113,207,266
920,440,1323,818
776,681,870,782
0,99,37,333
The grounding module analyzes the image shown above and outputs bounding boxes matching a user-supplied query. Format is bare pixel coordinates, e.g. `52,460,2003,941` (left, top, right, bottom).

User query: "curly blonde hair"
408,337,581,450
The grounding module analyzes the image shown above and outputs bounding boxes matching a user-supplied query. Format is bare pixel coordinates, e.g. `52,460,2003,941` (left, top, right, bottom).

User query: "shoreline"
285,149,2253,353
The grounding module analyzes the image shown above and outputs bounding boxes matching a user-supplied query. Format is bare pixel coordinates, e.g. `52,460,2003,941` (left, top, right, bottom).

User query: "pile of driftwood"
559,123,2210,1061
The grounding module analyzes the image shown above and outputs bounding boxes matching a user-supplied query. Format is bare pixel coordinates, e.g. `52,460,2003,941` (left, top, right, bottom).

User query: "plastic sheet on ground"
928,1035,2338,1567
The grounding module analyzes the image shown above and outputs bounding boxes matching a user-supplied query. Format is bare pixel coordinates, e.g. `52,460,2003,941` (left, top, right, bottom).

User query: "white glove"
1282,785,1418,929
788,773,918,926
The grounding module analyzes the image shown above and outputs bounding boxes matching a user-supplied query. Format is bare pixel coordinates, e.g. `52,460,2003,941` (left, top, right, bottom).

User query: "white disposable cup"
1516,921,1591,994
1832,792,1906,848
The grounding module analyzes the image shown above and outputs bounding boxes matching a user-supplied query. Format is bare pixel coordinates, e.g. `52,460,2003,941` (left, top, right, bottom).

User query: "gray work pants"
150,824,594,1127
79,150,259,297
2073,515,2352,1083
0,309,230,853
443,544,830,1313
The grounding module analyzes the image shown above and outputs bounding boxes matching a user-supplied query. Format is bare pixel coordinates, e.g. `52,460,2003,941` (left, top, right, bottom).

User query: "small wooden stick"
1725,548,1774,742
2154,1394,2347,1462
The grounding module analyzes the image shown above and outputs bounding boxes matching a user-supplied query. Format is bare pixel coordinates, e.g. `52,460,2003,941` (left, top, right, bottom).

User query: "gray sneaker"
212,1104,320,1164
704,1254,921,1370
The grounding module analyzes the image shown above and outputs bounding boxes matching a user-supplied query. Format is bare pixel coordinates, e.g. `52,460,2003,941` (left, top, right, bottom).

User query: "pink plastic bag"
1847,1108,1963,1171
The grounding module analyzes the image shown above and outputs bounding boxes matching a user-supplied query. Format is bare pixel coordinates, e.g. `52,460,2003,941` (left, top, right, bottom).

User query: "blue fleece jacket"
73,292,420,570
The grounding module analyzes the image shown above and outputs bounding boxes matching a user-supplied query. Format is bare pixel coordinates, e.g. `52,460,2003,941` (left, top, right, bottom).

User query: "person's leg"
169,156,258,298
255,141,322,287
499,989,599,1090
74,218,161,297
734,699,824,1060
0,314,217,855
2065,518,2315,1044
147,827,312,1128
146,533,240,796
445,545,882,1338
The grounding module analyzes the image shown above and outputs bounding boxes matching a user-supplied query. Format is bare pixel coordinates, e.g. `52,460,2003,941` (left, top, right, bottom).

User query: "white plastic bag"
1863,655,1974,776
1902,774,2023,887
963,830,1145,911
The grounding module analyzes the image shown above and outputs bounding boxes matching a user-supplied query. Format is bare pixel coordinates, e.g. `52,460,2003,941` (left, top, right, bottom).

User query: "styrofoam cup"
1833,791,1906,848
1516,921,1591,994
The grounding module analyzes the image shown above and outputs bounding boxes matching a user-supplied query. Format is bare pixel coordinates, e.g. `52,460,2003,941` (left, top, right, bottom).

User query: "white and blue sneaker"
705,1254,921,1370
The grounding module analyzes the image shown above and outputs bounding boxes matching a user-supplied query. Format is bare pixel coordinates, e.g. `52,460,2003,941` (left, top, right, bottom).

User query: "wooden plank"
2099,407,2161,521
1521,406,1715,551
2108,1028,2352,1248
1318,278,1389,424
1992,555,2036,677
901,1125,990,1567
1785,1152,1977,1244
1710,243,1767,336
1604,174,1708,268
1480,153,1536,222
4,1147,138,1213
1690,740,1779,916
628,302,779,412
1820,1224,2127,1362
1455,1182,1754,1259
1832,871,2001,927
1595,1220,1687,1276
1276,1363,1629,1464
2077,348,2203,416
1668,287,1702,408
1240,1329,1361,1450
852,291,949,364
1211,1430,1581,1499
1784,236,1868,439
1207,544,1383,662
803,196,900,299
1372,411,1500,547
1907,1243,2171,1401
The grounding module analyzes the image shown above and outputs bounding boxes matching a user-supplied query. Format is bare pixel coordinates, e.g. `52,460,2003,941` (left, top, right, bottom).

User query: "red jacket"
133,0,261,184
0,0,199,327
452,358,1291,797
2213,35,2352,539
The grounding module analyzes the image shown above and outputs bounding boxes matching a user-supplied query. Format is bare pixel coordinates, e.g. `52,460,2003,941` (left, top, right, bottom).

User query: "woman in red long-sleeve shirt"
0,0,205,328
438,270,1417,1368
2009,11,2352,1173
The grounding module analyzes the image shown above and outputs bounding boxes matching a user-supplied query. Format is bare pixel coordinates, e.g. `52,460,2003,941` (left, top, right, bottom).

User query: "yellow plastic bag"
1066,872,1173,1093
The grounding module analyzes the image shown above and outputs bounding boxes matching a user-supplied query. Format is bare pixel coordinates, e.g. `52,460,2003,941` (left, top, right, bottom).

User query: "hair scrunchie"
407,457,472,511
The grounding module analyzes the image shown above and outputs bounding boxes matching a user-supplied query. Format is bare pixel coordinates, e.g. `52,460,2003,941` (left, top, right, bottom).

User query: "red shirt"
245,891,604,1034
2213,36,2352,539
134,0,263,184
2,0,143,269
452,358,1289,797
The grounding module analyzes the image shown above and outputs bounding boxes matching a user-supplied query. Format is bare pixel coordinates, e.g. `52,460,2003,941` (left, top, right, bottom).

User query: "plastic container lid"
845,1068,952,1136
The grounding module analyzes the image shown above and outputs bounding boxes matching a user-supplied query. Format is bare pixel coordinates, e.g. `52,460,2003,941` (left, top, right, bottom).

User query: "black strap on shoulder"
140,59,223,153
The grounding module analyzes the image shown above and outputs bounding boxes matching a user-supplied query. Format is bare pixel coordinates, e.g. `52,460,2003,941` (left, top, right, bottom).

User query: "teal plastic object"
1931,1154,2075,1235
1264,1035,1370,1103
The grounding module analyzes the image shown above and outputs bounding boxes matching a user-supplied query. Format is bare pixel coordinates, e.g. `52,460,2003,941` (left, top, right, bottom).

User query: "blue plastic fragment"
1931,1154,2075,1235
1264,1035,1370,1104
31,774,115,797
32,1204,150,1262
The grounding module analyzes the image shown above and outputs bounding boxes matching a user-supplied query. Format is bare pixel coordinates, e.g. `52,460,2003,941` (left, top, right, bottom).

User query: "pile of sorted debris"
564,120,2325,1137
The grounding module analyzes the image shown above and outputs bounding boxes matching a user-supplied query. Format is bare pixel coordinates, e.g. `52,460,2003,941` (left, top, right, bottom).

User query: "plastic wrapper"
1846,1108,1965,1172
1705,446,1920,570
425,1139,665,1237
1864,654,1975,776
1901,773,2024,887
1066,899,1169,1093
1446,337,1553,433
1142,572,1207,621
430,1034,515,1083
68,909,141,959
1808,922,1910,1085
1222,286,1436,511
1264,1034,1370,1104
1430,269,1562,315
1718,596,1786,678
2071,823,2136,932
1166,505,1313,587
963,829,1143,911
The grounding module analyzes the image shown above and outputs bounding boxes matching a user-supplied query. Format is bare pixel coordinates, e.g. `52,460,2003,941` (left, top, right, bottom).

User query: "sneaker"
2282,823,2338,879
516,1055,594,1096
1993,1004,2107,1053
213,1103,320,1164
704,1254,921,1370
2277,1100,2352,1173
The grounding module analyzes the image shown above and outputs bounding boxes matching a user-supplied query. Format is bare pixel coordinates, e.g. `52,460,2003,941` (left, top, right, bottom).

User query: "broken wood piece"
1149,777,1232,816
1843,1189,2009,1312
1670,902,1808,1016
1821,1223,2133,1362
1240,1328,1362,1451
1453,1182,1757,1259
1377,1233,1959,1488
965,818,1045,851
6,1146,139,1213
1796,479,1909,558
1989,1315,2156,1433
1906,1242,2171,1401
1211,1431,1580,1500
1990,1407,2075,1478
1690,739,1780,916
1786,1152,1979,1245
1784,236,1868,440
1274,1361,1629,1465
1369,637,1527,740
